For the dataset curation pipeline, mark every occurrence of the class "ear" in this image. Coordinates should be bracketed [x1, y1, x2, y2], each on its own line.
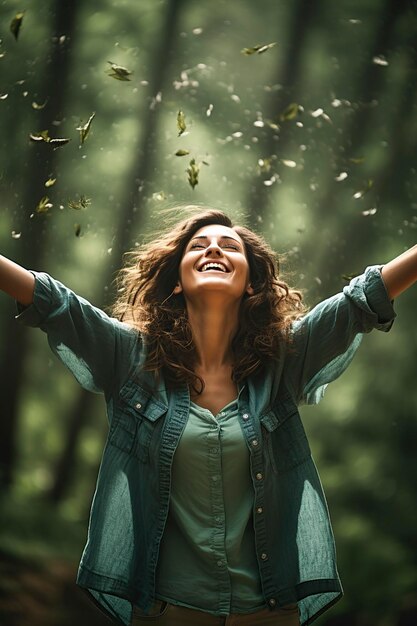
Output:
[246, 283, 254, 295]
[173, 282, 183, 295]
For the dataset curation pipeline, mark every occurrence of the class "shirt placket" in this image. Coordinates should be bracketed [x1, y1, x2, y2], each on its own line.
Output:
[238, 395, 278, 610]
[206, 410, 232, 613]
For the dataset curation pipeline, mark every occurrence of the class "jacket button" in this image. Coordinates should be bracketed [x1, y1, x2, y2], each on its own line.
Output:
[261, 552, 268, 560]
[256, 472, 263, 480]
[257, 507, 263, 514]
[251, 439, 258, 447]
[269, 598, 276, 607]
[242, 413, 249, 420]
[135, 402, 142, 410]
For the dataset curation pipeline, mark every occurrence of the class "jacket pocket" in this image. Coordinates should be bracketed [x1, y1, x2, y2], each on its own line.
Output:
[109, 381, 167, 462]
[260, 394, 311, 473]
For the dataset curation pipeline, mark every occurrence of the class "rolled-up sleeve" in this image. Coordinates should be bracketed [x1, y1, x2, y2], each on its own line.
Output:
[16, 272, 140, 397]
[284, 265, 396, 405]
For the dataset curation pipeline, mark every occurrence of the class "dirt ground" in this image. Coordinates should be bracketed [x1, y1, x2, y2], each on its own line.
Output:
[0, 550, 110, 626]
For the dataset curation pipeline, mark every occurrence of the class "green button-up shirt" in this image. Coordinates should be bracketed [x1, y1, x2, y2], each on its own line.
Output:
[156, 399, 265, 614]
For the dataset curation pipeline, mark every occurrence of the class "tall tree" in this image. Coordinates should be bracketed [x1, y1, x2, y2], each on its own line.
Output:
[244, 0, 321, 228]
[48, 0, 187, 503]
[0, 0, 81, 488]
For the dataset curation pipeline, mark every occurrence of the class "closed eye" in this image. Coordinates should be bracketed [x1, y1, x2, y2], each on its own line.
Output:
[189, 243, 205, 250]
[189, 242, 240, 251]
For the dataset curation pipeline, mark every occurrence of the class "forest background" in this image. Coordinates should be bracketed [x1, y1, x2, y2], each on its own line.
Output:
[0, 0, 416, 624]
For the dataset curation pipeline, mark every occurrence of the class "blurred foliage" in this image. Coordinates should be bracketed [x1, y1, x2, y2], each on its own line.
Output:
[1, 0, 417, 624]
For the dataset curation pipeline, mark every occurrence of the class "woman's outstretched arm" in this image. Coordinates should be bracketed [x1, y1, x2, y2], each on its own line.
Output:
[382, 244, 417, 299]
[0, 255, 35, 306]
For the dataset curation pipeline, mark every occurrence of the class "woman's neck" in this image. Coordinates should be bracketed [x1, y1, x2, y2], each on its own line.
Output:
[186, 302, 240, 371]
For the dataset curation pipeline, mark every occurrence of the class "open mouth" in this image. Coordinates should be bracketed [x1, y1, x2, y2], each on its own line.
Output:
[198, 262, 229, 273]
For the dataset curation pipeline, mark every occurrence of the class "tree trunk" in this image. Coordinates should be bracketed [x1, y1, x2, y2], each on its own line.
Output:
[47, 0, 186, 504]
[245, 0, 321, 228]
[0, 0, 80, 489]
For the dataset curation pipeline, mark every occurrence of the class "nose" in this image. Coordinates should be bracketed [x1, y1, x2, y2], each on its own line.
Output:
[204, 240, 223, 257]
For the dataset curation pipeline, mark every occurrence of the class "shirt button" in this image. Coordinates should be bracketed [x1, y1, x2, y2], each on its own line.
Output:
[269, 598, 276, 607]
[257, 507, 263, 514]
[251, 439, 259, 447]
[242, 413, 249, 420]
[135, 402, 142, 410]
[256, 472, 263, 480]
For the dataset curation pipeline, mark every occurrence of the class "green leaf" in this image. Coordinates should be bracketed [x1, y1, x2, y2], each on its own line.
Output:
[187, 158, 199, 190]
[68, 195, 91, 210]
[29, 130, 70, 147]
[44, 177, 56, 187]
[279, 103, 302, 122]
[31, 100, 48, 110]
[10, 12, 25, 41]
[175, 149, 190, 157]
[35, 196, 53, 214]
[353, 179, 373, 200]
[76, 112, 96, 145]
[106, 61, 133, 81]
[241, 42, 277, 55]
[177, 110, 186, 136]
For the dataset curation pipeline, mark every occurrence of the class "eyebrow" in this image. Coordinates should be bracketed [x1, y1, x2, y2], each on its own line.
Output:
[190, 235, 242, 244]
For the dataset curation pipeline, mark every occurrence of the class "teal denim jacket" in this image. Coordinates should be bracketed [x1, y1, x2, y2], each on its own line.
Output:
[17, 266, 395, 626]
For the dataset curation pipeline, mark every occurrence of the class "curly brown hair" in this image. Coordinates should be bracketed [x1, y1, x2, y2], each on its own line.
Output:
[111, 206, 306, 392]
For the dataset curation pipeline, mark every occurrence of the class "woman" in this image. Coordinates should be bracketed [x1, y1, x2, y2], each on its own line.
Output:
[0, 207, 415, 625]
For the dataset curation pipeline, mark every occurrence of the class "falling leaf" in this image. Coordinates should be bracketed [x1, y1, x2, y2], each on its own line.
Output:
[68, 195, 91, 210]
[335, 172, 348, 182]
[35, 196, 53, 214]
[373, 55, 388, 66]
[32, 99, 48, 110]
[353, 179, 373, 199]
[76, 112, 96, 145]
[311, 108, 324, 118]
[187, 158, 199, 189]
[0, 93, 8, 100]
[45, 177, 56, 187]
[263, 175, 277, 187]
[106, 61, 133, 81]
[175, 149, 190, 156]
[279, 103, 302, 122]
[10, 12, 25, 40]
[206, 104, 214, 117]
[177, 109, 186, 136]
[362, 207, 377, 216]
[11, 231, 21, 239]
[153, 191, 167, 201]
[257, 158, 271, 173]
[74, 223, 82, 237]
[349, 156, 365, 164]
[281, 159, 297, 168]
[29, 130, 70, 147]
[241, 42, 277, 55]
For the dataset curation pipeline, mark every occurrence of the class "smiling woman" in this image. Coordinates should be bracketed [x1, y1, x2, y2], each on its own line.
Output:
[1, 204, 412, 626]
[111, 208, 305, 400]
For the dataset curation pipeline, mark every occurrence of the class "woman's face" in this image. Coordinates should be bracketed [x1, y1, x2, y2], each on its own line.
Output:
[176, 224, 253, 302]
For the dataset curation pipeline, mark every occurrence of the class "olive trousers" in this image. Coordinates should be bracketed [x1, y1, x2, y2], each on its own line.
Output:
[131, 600, 300, 625]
